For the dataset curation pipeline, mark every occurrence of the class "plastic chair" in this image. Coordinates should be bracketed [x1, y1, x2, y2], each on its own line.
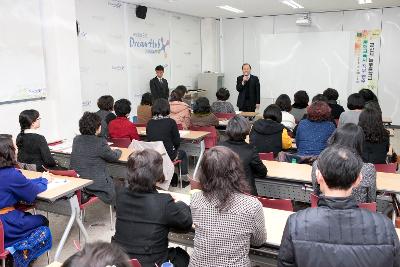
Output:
[310, 193, 319, 208]
[258, 152, 275, 161]
[189, 126, 217, 149]
[108, 138, 132, 148]
[48, 170, 114, 230]
[214, 113, 235, 120]
[130, 259, 142, 267]
[311, 193, 376, 212]
[257, 196, 294, 212]
[374, 163, 397, 173]
[0, 220, 10, 267]
[358, 202, 377, 212]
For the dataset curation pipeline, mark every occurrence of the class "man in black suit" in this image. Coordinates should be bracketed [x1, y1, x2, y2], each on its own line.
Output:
[149, 65, 169, 100]
[236, 63, 260, 112]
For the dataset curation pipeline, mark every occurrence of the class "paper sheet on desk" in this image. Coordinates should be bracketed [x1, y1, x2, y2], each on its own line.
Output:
[179, 130, 189, 137]
[47, 179, 70, 190]
[49, 141, 73, 152]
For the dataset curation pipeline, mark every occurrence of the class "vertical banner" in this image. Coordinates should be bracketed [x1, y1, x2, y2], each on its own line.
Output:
[353, 29, 381, 92]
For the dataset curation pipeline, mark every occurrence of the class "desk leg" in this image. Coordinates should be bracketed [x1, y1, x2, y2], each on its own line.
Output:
[193, 140, 205, 180]
[54, 195, 89, 261]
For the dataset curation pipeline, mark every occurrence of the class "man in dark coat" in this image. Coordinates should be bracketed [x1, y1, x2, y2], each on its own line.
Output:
[278, 145, 400, 267]
[236, 63, 260, 112]
[149, 65, 169, 100]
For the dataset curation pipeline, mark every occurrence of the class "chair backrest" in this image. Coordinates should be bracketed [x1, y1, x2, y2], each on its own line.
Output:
[189, 126, 217, 149]
[310, 193, 319, 208]
[358, 202, 377, 212]
[190, 179, 201, 190]
[133, 123, 147, 128]
[108, 138, 132, 148]
[311, 193, 376, 212]
[334, 119, 339, 126]
[130, 259, 142, 267]
[257, 196, 294, 212]
[374, 163, 397, 173]
[177, 124, 184, 130]
[259, 152, 275, 161]
[214, 112, 235, 120]
[0, 220, 5, 255]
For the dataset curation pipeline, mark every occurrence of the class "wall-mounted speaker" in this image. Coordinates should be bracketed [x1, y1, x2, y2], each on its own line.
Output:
[136, 5, 147, 19]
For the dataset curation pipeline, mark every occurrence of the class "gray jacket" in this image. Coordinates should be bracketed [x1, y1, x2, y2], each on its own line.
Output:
[70, 135, 122, 204]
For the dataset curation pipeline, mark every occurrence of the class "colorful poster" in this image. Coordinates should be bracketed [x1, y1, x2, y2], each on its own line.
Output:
[353, 29, 381, 92]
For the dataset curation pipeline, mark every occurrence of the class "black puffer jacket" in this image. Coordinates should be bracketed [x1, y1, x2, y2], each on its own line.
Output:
[249, 119, 284, 155]
[278, 196, 400, 267]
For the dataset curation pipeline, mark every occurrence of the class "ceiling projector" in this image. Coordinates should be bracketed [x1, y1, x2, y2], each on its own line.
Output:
[296, 14, 311, 26]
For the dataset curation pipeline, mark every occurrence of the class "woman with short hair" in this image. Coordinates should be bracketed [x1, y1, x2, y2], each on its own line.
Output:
[338, 93, 365, 127]
[113, 149, 192, 267]
[220, 115, 267, 195]
[296, 101, 336, 156]
[169, 90, 191, 129]
[311, 123, 376, 202]
[190, 146, 266, 267]
[211, 87, 235, 114]
[275, 94, 296, 131]
[137, 93, 153, 124]
[70, 112, 122, 204]
[290, 90, 309, 123]
[108, 98, 140, 141]
[190, 97, 219, 127]
[96, 95, 116, 137]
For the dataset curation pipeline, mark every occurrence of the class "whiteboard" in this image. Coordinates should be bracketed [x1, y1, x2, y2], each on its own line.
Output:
[0, 0, 46, 103]
[259, 31, 353, 105]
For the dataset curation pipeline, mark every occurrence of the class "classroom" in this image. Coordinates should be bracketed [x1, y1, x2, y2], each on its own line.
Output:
[1, 0, 400, 266]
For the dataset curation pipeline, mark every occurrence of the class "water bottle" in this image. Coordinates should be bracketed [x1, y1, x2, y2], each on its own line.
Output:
[291, 158, 297, 164]
[161, 262, 174, 267]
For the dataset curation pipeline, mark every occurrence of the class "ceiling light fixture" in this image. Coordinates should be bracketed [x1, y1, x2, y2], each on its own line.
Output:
[358, 0, 372, 4]
[216, 5, 244, 13]
[281, 0, 304, 9]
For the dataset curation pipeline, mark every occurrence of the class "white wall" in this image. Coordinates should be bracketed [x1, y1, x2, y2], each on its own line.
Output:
[0, 0, 82, 140]
[76, 0, 202, 113]
[204, 7, 400, 124]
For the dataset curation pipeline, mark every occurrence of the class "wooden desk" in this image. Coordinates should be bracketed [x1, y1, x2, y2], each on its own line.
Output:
[240, 111, 259, 117]
[383, 117, 392, 125]
[46, 262, 62, 267]
[117, 147, 134, 162]
[137, 127, 210, 141]
[22, 170, 92, 261]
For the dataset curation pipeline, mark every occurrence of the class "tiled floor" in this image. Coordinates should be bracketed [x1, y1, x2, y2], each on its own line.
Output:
[33, 129, 400, 266]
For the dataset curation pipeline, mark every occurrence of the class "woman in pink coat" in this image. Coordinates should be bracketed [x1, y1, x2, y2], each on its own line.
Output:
[169, 90, 191, 129]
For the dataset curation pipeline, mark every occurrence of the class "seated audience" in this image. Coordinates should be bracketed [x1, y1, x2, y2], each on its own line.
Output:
[296, 101, 335, 156]
[211, 87, 235, 114]
[108, 98, 140, 141]
[62, 242, 131, 267]
[290, 90, 309, 123]
[190, 146, 266, 266]
[323, 88, 345, 120]
[169, 90, 191, 129]
[16, 109, 57, 172]
[250, 104, 292, 155]
[70, 112, 122, 204]
[137, 93, 153, 124]
[220, 115, 267, 195]
[311, 123, 376, 203]
[175, 85, 188, 99]
[0, 134, 50, 249]
[359, 88, 378, 103]
[113, 149, 192, 267]
[279, 145, 400, 267]
[275, 94, 296, 131]
[96, 95, 116, 137]
[338, 93, 365, 127]
[359, 106, 390, 164]
[146, 99, 189, 186]
[190, 97, 219, 127]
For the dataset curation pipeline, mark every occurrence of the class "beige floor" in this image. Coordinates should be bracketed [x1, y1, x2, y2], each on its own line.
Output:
[33, 128, 400, 266]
